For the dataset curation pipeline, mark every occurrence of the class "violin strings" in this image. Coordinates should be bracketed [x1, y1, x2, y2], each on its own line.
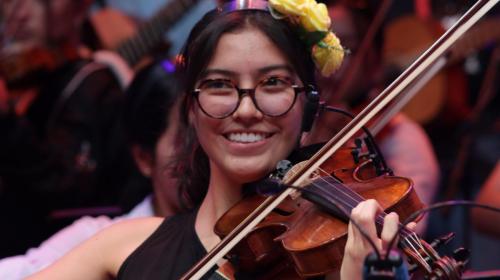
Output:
[399, 229, 435, 264]
[300, 171, 428, 265]
[401, 236, 432, 271]
[315, 168, 434, 264]
[290, 167, 420, 245]
[291, 171, 383, 258]
[406, 232, 424, 252]
[310, 169, 433, 266]
[290, 166, 432, 265]
[406, 232, 436, 264]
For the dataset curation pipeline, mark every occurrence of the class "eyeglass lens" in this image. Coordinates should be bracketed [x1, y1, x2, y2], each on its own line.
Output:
[196, 77, 297, 118]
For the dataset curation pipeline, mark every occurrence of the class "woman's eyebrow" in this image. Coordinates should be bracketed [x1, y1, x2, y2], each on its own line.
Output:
[199, 69, 237, 79]
[199, 65, 294, 80]
[257, 65, 294, 75]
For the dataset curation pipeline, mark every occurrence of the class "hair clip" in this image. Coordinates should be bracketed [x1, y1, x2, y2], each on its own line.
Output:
[217, 0, 269, 13]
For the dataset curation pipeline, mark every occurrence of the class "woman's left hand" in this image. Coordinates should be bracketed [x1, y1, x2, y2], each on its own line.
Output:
[340, 199, 400, 280]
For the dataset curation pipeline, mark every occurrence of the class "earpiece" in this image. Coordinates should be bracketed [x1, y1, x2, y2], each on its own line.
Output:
[301, 85, 320, 132]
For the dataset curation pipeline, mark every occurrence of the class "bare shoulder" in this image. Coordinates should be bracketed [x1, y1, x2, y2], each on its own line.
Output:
[101, 216, 164, 240]
[29, 217, 164, 280]
[99, 217, 165, 275]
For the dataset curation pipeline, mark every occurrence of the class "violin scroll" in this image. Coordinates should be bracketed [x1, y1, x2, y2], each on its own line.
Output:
[403, 232, 469, 280]
[428, 251, 468, 280]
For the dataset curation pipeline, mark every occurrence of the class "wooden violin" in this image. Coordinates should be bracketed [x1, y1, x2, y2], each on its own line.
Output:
[181, 0, 498, 279]
[213, 139, 431, 279]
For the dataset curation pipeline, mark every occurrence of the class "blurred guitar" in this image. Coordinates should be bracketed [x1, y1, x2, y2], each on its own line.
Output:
[90, 0, 202, 67]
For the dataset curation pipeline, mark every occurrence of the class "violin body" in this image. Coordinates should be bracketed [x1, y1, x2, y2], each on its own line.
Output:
[281, 174, 421, 277]
[214, 145, 423, 278]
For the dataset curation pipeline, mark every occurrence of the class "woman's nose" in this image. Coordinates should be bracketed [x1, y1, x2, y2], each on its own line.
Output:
[231, 94, 263, 122]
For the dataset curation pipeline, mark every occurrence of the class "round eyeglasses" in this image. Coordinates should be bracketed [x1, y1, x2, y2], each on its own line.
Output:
[192, 77, 306, 119]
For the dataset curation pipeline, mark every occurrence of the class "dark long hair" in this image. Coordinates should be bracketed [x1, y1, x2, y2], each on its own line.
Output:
[123, 60, 199, 210]
[124, 61, 179, 153]
[176, 8, 317, 207]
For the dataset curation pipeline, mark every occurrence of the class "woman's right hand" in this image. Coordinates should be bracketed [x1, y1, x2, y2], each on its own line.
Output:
[340, 199, 400, 280]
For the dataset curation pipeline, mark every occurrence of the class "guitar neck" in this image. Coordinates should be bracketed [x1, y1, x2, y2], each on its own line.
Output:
[116, 0, 201, 66]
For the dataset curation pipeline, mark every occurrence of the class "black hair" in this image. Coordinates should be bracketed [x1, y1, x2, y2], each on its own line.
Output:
[180, 9, 316, 99]
[123, 61, 179, 153]
[123, 60, 198, 210]
[175, 8, 317, 207]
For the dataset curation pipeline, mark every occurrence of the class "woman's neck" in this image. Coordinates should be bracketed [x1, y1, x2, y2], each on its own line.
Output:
[195, 165, 244, 251]
[152, 192, 177, 217]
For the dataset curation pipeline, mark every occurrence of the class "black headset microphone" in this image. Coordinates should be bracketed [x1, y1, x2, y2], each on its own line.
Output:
[301, 85, 320, 132]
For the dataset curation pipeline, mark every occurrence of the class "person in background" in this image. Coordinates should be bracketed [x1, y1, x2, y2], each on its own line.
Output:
[471, 161, 500, 238]
[0, 60, 192, 279]
[29, 1, 407, 279]
[0, 0, 131, 256]
[101, 0, 216, 56]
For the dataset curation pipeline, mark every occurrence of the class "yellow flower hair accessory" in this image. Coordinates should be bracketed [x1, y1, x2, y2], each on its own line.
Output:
[312, 32, 344, 77]
[300, 1, 330, 32]
[269, 0, 345, 76]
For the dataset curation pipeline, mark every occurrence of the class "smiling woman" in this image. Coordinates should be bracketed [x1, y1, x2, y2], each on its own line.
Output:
[29, 1, 402, 279]
[188, 28, 306, 187]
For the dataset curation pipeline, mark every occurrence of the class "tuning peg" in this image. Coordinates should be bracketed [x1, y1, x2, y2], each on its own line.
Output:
[430, 232, 455, 249]
[453, 247, 470, 264]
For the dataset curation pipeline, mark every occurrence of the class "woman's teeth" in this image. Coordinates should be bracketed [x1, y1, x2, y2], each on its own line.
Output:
[227, 132, 268, 143]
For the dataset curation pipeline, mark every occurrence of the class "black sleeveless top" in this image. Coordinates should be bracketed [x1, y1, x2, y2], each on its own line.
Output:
[117, 210, 217, 279]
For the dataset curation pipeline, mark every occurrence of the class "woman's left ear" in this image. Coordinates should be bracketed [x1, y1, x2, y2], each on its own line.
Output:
[131, 145, 153, 177]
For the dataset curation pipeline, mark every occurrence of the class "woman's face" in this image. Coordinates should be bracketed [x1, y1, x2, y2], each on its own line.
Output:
[189, 27, 305, 185]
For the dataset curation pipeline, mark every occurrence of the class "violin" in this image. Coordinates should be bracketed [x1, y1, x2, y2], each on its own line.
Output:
[181, 0, 498, 279]
[214, 140, 430, 279]
[213, 137, 470, 279]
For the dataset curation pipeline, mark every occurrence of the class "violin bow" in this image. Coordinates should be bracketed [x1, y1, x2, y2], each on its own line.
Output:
[181, 0, 499, 279]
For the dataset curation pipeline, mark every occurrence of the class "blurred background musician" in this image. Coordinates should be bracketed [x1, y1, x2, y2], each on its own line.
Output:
[0, 0, 133, 257]
[0, 0, 217, 261]
[0, 60, 192, 279]
[85, 0, 216, 69]
[471, 161, 500, 238]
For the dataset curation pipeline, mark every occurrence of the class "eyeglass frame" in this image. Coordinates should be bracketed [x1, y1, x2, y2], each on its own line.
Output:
[191, 77, 308, 119]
